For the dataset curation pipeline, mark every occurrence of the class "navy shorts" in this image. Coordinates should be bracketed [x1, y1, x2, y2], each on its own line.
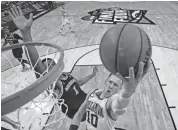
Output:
[12, 47, 23, 58]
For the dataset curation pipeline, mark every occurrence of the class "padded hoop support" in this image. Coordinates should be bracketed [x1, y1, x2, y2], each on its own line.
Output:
[1, 42, 64, 116]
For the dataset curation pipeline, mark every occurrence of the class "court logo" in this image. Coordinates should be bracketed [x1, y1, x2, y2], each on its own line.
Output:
[82, 7, 155, 25]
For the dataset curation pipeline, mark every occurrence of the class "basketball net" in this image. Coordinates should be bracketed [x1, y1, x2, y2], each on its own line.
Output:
[1, 42, 68, 130]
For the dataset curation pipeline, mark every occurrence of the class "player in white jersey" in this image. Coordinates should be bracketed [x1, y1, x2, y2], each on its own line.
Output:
[59, 5, 74, 35]
[86, 89, 117, 130]
[69, 61, 150, 130]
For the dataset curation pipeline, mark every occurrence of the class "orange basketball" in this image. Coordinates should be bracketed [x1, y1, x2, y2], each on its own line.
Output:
[99, 24, 152, 77]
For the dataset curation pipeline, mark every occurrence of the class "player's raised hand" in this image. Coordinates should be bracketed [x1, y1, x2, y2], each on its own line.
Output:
[9, 6, 33, 31]
[115, 61, 151, 93]
[92, 66, 98, 76]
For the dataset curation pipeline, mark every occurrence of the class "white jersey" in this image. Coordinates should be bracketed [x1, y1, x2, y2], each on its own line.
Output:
[86, 89, 116, 130]
[60, 8, 67, 17]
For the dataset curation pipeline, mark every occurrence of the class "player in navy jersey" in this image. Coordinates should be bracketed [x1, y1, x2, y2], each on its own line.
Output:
[42, 58, 98, 119]
[1, 26, 30, 72]
[9, 6, 98, 121]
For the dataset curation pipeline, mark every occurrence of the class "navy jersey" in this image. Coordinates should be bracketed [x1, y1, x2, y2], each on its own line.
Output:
[56, 72, 87, 118]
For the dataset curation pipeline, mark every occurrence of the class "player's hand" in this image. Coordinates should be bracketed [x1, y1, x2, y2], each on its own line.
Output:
[92, 66, 98, 76]
[9, 6, 33, 32]
[115, 61, 151, 93]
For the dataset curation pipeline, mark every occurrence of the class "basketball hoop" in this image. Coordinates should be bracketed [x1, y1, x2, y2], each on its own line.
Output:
[1, 42, 68, 130]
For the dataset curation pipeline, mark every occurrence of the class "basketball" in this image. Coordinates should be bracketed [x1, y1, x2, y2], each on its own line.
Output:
[99, 24, 152, 77]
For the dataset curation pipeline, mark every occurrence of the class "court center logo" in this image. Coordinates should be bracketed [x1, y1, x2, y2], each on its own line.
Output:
[82, 7, 155, 25]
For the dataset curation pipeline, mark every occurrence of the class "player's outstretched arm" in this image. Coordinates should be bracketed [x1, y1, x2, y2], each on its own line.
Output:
[69, 97, 88, 130]
[1, 116, 20, 129]
[77, 66, 98, 86]
[108, 61, 151, 120]
[9, 6, 46, 77]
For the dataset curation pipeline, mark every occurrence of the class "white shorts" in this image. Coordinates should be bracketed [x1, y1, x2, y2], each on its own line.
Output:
[62, 17, 70, 25]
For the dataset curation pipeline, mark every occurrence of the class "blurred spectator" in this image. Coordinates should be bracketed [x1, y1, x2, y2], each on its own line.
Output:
[47, 1, 54, 10]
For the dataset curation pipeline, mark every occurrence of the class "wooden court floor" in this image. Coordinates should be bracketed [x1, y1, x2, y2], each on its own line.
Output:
[1, 1, 178, 130]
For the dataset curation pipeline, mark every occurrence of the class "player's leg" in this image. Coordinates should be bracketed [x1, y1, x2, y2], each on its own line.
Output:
[68, 21, 72, 30]
[59, 25, 65, 35]
[69, 23, 75, 33]
[66, 18, 75, 33]
[59, 17, 66, 35]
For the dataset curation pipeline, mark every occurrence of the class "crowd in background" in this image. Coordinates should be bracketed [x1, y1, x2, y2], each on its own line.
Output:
[1, 1, 65, 36]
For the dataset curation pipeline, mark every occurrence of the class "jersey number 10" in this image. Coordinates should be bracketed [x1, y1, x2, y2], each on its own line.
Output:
[87, 110, 98, 128]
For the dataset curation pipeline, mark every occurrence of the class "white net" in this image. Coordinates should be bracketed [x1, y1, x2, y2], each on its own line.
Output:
[1, 43, 68, 130]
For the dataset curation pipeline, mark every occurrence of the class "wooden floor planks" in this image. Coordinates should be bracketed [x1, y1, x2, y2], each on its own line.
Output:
[1, 1, 178, 130]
